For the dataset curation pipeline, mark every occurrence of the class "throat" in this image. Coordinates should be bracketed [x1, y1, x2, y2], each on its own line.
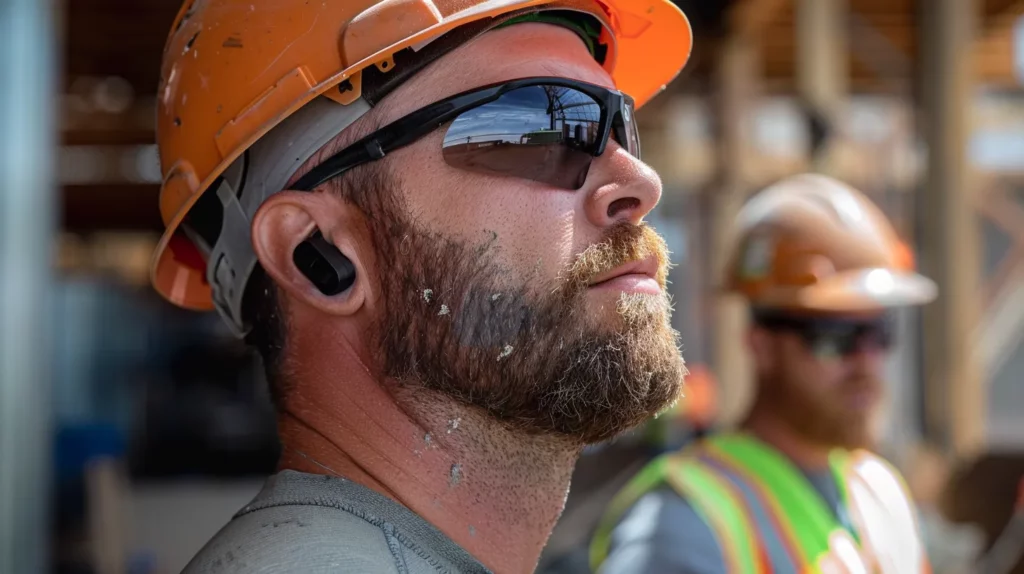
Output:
[741, 406, 835, 471]
[392, 385, 582, 570]
[278, 381, 580, 574]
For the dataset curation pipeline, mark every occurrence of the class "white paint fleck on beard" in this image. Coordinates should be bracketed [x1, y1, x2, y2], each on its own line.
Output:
[373, 217, 686, 445]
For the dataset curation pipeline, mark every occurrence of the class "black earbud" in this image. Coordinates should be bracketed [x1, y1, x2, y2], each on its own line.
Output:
[293, 230, 356, 296]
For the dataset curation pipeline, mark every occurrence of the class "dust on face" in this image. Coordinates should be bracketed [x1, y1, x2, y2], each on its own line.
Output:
[370, 192, 686, 444]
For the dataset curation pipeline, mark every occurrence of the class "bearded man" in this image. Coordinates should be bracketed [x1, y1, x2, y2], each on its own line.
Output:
[148, 1, 692, 572]
[592, 175, 936, 574]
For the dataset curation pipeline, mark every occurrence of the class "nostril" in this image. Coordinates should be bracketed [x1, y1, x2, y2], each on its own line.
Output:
[607, 197, 640, 219]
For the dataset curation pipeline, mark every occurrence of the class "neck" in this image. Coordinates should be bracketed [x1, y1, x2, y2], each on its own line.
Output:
[740, 401, 833, 471]
[276, 332, 579, 574]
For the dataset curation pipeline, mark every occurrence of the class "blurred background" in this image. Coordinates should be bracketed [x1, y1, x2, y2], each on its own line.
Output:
[2, 0, 1024, 573]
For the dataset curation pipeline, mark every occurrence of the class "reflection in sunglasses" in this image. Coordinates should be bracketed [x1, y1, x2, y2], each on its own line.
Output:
[292, 77, 638, 194]
[442, 84, 603, 189]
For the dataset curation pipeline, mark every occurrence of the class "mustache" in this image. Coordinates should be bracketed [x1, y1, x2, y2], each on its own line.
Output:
[562, 222, 671, 292]
[840, 375, 883, 394]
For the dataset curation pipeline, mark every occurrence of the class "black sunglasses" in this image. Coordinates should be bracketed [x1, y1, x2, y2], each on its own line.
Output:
[753, 311, 895, 359]
[292, 77, 640, 192]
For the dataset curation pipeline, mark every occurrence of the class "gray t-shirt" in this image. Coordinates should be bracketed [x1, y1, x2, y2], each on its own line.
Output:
[182, 470, 491, 574]
[600, 470, 845, 574]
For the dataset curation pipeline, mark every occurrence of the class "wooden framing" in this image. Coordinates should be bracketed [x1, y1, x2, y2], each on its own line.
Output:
[708, 33, 759, 427]
[917, 0, 987, 458]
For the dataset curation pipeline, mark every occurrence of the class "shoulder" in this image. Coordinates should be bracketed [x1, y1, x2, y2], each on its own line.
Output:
[601, 486, 724, 574]
[844, 450, 917, 513]
[182, 499, 399, 574]
[842, 450, 931, 573]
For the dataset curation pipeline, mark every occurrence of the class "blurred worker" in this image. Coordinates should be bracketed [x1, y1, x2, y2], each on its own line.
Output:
[150, 1, 692, 572]
[591, 174, 938, 573]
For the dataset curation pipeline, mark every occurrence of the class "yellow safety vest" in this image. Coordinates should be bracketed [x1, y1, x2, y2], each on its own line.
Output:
[590, 433, 930, 574]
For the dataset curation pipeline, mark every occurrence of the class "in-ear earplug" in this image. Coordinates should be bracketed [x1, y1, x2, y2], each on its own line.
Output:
[293, 230, 356, 296]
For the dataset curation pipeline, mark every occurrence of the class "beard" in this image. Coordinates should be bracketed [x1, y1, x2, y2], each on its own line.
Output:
[369, 203, 686, 445]
[768, 369, 881, 450]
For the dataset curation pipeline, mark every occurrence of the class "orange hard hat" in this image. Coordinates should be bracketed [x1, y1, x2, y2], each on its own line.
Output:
[149, 0, 693, 334]
[723, 174, 937, 312]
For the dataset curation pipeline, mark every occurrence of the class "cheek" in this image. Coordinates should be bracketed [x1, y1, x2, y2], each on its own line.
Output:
[779, 341, 838, 392]
[793, 360, 846, 398]
[394, 134, 581, 284]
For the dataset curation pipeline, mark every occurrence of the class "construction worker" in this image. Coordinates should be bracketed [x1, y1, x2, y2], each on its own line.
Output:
[150, 1, 692, 572]
[590, 174, 939, 574]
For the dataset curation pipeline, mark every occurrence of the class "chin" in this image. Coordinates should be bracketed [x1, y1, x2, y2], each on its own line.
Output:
[835, 423, 876, 451]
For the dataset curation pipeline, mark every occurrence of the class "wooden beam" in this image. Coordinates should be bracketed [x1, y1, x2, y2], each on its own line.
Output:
[729, 0, 791, 39]
[974, 259, 1024, 381]
[973, 0, 1024, 88]
[983, 0, 1024, 27]
[972, 181, 1024, 378]
[796, 0, 848, 173]
[917, 0, 986, 459]
[847, 9, 913, 92]
[709, 35, 758, 427]
[974, 184, 1024, 304]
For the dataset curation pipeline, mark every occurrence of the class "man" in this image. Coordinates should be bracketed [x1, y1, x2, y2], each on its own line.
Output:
[591, 174, 938, 573]
[149, 1, 692, 572]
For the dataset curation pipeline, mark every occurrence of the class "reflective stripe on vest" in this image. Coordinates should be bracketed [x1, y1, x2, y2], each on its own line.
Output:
[663, 455, 766, 574]
[590, 433, 872, 574]
[706, 434, 852, 567]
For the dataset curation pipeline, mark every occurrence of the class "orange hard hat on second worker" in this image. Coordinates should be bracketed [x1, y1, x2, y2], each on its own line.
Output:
[723, 174, 937, 313]
[149, 0, 694, 335]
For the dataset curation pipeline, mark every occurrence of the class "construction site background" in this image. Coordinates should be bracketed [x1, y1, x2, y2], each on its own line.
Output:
[2, 1, 1024, 573]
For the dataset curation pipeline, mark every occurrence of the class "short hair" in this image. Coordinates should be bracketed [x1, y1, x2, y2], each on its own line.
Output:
[243, 108, 392, 406]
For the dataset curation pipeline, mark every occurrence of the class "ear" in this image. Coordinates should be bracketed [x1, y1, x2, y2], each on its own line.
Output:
[251, 190, 369, 317]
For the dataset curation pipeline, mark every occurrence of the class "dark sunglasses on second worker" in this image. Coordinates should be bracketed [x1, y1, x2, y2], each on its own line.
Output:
[752, 310, 895, 359]
[293, 77, 639, 192]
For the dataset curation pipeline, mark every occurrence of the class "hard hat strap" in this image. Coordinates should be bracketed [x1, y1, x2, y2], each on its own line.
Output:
[183, 97, 373, 335]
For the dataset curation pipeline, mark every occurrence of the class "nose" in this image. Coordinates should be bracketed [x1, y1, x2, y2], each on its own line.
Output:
[582, 141, 662, 228]
[847, 344, 886, 376]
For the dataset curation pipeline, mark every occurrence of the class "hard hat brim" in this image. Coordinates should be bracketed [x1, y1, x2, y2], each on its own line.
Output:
[749, 268, 939, 313]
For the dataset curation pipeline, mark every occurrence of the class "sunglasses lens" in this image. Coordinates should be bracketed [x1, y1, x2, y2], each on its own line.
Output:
[755, 312, 895, 359]
[442, 85, 602, 189]
[803, 320, 894, 359]
[804, 331, 853, 359]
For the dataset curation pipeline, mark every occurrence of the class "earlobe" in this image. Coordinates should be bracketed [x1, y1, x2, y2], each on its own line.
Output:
[250, 191, 367, 317]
